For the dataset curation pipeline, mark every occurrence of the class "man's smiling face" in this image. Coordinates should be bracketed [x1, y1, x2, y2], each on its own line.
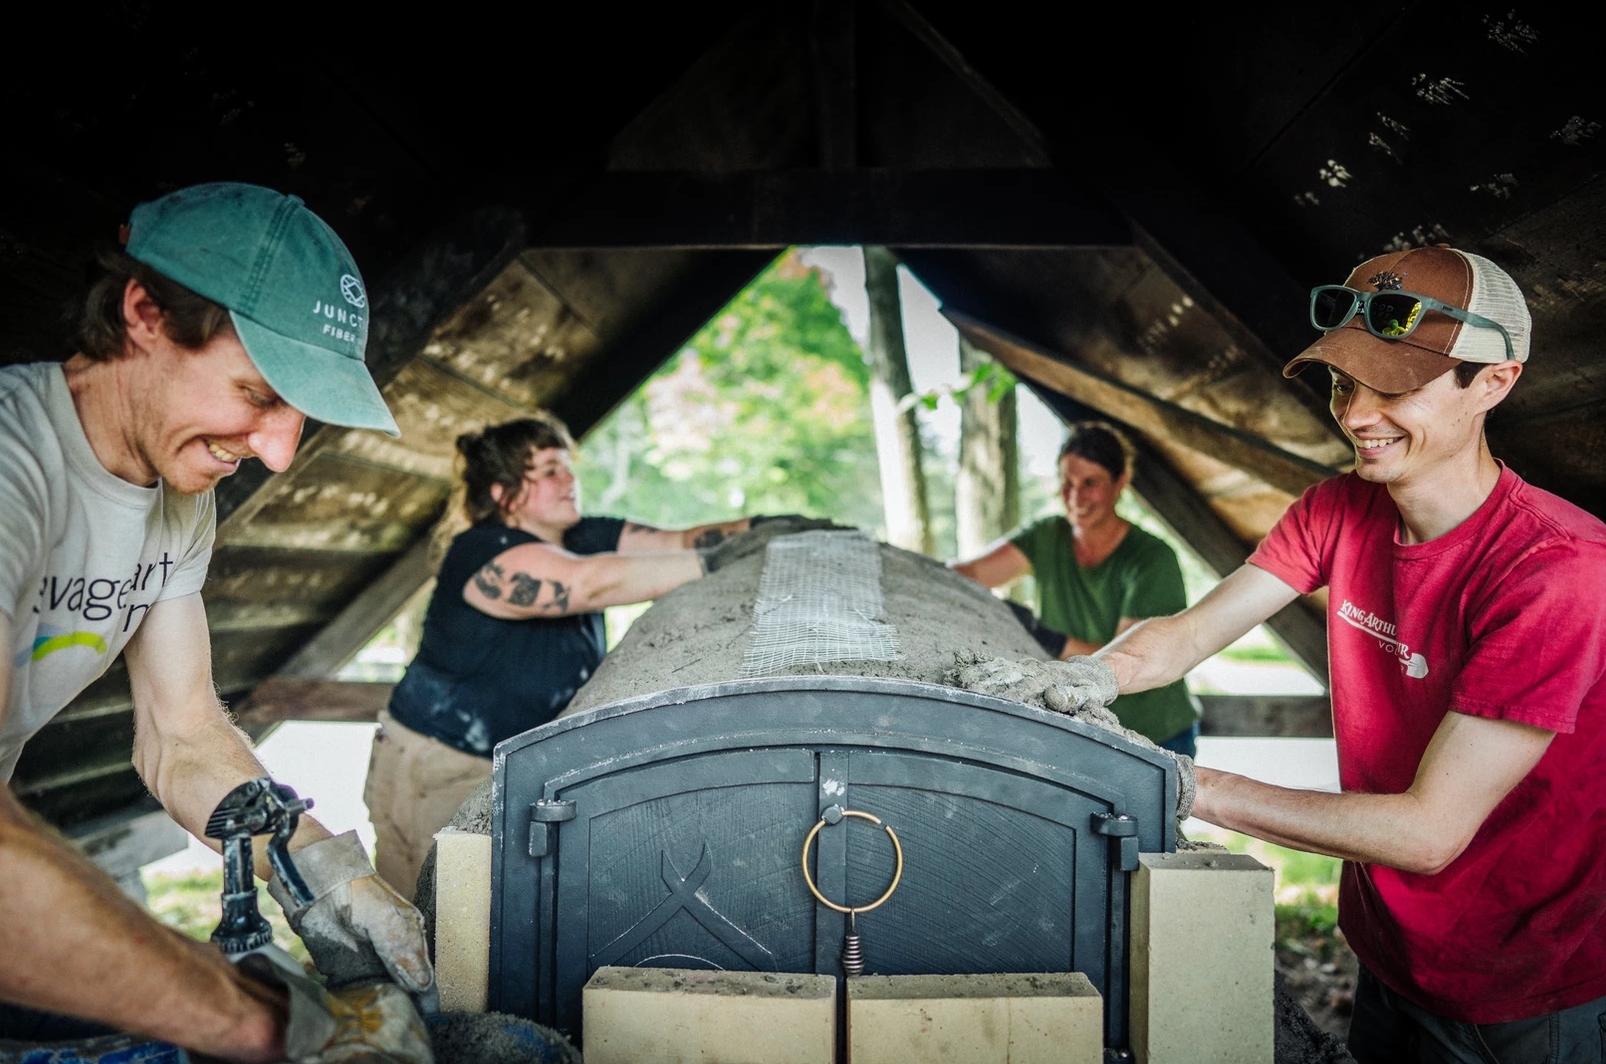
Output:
[125, 319, 305, 494]
[1329, 367, 1486, 488]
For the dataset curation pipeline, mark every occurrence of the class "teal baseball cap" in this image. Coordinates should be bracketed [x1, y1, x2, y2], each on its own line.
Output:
[125, 182, 400, 437]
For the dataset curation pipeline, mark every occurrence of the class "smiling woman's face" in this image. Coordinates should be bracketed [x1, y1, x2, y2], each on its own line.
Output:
[1059, 453, 1125, 534]
[499, 446, 582, 532]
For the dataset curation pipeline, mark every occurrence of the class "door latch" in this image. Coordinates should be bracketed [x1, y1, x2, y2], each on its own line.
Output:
[1091, 811, 1140, 872]
[529, 799, 577, 858]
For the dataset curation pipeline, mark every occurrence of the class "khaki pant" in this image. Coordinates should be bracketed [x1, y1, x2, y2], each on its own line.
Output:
[363, 708, 491, 902]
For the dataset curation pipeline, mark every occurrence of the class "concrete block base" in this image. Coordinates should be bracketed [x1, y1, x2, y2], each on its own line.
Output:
[1130, 851, 1274, 1064]
[584, 966, 837, 1064]
[433, 827, 492, 1012]
[846, 972, 1102, 1064]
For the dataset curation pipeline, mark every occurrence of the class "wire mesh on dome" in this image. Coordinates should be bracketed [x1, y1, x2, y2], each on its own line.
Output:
[739, 530, 900, 678]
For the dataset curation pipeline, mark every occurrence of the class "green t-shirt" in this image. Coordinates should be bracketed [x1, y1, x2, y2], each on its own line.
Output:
[1010, 516, 1199, 744]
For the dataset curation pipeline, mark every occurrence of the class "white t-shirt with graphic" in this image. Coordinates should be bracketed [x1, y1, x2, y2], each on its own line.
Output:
[0, 362, 214, 782]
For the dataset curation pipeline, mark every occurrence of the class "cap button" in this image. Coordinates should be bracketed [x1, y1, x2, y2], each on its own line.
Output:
[287, 194, 305, 207]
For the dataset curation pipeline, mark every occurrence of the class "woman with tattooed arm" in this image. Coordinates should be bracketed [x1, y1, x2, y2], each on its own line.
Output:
[362, 415, 760, 898]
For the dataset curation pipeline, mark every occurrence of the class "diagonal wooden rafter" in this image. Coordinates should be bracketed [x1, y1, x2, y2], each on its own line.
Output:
[879, 0, 1341, 432]
[947, 310, 1340, 497]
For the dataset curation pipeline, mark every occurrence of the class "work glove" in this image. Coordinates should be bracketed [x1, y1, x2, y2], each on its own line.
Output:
[748, 514, 836, 531]
[948, 653, 1119, 715]
[1040, 656, 1121, 714]
[267, 831, 434, 995]
[236, 952, 433, 1064]
[1004, 600, 1070, 659]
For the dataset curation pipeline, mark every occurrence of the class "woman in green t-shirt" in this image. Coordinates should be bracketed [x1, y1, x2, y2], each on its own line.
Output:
[951, 422, 1201, 755]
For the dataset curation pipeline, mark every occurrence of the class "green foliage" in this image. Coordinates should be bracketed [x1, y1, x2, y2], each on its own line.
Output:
[1202, 828, 1342, 887]
[1276, 894, 1347, 966]
[574, 251, 884, 532]
[1218, 641, 1295, 663]
[899, 359, 1021, 414]
[142, 868, 314, 971]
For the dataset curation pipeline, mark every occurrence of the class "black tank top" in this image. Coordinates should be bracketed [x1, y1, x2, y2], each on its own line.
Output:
[387, 517, 625, 756]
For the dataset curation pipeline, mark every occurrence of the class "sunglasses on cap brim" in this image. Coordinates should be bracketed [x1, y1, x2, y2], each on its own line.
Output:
[1309, 286, 1515, 362]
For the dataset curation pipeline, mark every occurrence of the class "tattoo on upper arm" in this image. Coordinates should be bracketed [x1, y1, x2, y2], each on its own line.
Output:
[474, 562, 505, 599]
[547, 581, 571, 612]
[694, 528, 727, 549]
[509, 572, 542, 607]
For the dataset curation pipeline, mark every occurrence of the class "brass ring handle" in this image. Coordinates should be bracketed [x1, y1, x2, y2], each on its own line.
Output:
[800, 809, 904, 914]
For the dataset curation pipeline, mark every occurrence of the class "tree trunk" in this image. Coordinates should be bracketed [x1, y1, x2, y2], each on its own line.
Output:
[861, 246, 933, 555]
[955, 335, 1019, 557]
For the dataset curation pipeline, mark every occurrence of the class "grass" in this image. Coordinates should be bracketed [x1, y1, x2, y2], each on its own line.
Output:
[1215, 642, 1294, 664]
[142, 868, 314, 972]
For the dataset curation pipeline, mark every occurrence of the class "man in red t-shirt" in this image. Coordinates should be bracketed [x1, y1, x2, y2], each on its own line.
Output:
[1095, 245, 1606, 1060]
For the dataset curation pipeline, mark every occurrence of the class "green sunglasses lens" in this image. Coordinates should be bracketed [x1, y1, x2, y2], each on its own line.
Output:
[1366, 293, 1425, 338]
[1312, 288, 1358, 329]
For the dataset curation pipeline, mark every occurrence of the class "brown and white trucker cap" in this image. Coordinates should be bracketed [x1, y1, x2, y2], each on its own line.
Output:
[1283, 246, 1532, 394]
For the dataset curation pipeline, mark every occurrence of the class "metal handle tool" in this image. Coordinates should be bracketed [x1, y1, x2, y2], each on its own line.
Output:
[204, 776, 314, 957]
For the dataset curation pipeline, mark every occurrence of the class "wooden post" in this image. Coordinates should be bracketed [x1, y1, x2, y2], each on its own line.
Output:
[956, 335, 1019, 557]
[863, 245, 934, 555]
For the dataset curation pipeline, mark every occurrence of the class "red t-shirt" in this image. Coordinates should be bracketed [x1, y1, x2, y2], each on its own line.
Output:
[1249, 465, 1606, 1023]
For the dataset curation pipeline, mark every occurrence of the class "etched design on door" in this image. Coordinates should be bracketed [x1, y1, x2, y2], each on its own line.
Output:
[591, 844, 777, 971]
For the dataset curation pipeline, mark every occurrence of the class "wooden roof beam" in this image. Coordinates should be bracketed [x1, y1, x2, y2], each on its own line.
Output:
[948, 311, 1340, 497]
[878, 0, 1340, 431]
[527, 170, 1131, 249]
[809, 0, 858, 170]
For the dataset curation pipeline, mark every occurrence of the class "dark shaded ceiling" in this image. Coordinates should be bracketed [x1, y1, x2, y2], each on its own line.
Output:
[4, 1, 1602, 828]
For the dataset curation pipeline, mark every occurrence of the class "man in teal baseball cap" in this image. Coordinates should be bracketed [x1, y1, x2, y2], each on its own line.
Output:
[0, 183, 433, 1062]
[124, 182, 400, 440]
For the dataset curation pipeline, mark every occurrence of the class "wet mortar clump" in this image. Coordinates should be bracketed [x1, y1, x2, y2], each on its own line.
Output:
[427, 1011, 581, 1064]
[1275, 972, 1356, 1063]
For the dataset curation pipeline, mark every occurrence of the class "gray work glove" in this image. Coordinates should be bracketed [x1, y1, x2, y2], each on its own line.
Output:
[749, 514, 834, 529]
[268, 831, 434, 994]
[1041, 656, 1121, 714]
[236, 952, 433, 1064]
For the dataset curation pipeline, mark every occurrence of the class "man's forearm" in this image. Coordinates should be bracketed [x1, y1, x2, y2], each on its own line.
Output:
[0, 787, 284, 1060]
[1194, 768, 1453, 875]
[1097, 613, 1206, 693]
[1097, 564, 1301, 694]
[134, 706, 332, 880]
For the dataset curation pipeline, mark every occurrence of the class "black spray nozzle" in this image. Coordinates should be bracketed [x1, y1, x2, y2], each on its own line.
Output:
[206, 777, 316, 955]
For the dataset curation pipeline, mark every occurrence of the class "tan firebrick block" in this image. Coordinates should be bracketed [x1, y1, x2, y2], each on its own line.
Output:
[1129, 851, 1274, 1064]
[846, 972, 1102, 1064]
[584, 966, 837, 1064]
[433, 827, 492, 1012]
